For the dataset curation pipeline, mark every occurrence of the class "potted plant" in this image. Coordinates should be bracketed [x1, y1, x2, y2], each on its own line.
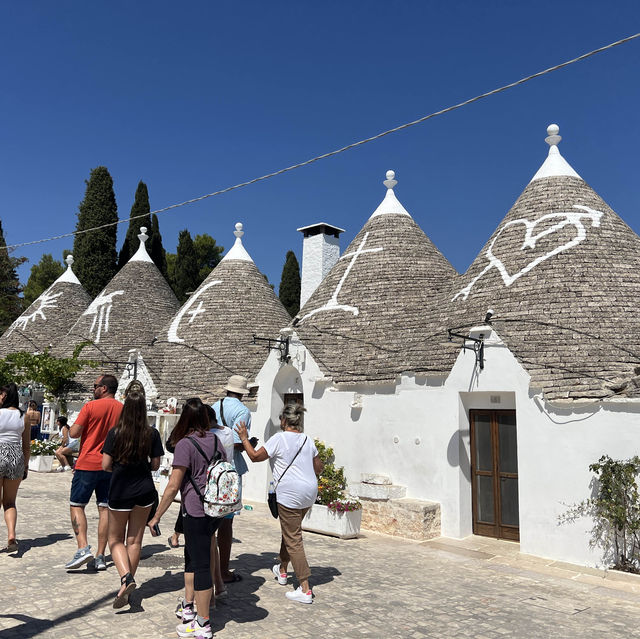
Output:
[302, 439, 362, 539]
[28, 438, 59, 473]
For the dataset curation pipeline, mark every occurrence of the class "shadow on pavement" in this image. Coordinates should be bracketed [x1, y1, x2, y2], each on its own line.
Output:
[0, 590, 114, 639]
[8, 533, 72, 559]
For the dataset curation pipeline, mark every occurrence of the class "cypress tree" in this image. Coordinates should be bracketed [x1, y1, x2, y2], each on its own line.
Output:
[23, 254, 64, 306]
[150, 214, 168, 277]
[193, 233, 223, 283]
[72, 167, 118, 297]
[118, 181, 151, 268]
[0, 220, 26, 332]
[279, 250, 301, 316]
[172, 230, 200, 303]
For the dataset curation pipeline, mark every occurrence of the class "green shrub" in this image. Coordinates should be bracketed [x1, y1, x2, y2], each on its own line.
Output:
[314, 439, 361, 512]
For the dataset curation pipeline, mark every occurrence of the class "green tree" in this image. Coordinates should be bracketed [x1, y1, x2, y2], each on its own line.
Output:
[172, 230, 200, 303]
[193, 234, 224, 283]
[0, 220, 26, 333]
[150, 214, 168, 277]
[118, 181, 151, 268]
[165, 251, 176, 290]
[0, 343, 95, 410]
[278, 250, 301, 316]
[23, 254, 64, 306]
[72, 167, 118, 297]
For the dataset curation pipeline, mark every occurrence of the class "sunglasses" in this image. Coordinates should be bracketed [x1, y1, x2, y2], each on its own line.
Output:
[93, 383, 105, 389]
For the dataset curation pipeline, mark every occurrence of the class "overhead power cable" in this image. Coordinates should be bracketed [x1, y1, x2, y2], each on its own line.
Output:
[3, 31, 639, 252]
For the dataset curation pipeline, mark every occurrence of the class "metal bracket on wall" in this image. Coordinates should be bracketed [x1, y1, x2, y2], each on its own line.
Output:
[252, 334, 290, 363]
[447, 329, 485, 370]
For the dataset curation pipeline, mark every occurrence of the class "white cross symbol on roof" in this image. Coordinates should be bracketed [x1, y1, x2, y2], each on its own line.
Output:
[298, 231, 383, 323]
[187, 301, 206, 324]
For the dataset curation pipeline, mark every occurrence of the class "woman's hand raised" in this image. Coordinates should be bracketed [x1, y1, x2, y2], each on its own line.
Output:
[235, 422, 248, 442]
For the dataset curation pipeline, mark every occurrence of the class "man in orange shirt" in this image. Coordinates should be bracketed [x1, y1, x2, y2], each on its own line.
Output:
[65, 374, 123, 570]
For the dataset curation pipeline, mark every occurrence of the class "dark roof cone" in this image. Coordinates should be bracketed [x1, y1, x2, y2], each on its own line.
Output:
[293, 170, 457, 383]
[447, 124, 640, 400]
[54, 227, 180, 396]
[154, 222, 291, 403]
[0, 255, 92, 356]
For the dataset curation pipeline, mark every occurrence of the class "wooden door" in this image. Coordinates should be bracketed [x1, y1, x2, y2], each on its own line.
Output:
[470, 410, 519, 541]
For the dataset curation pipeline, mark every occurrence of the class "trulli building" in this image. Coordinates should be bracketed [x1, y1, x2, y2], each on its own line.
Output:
[248, 126, 640, 569]
[153, 223, 291, 405]
[0, 255, 91, 357]
[54, 227, 180, 406]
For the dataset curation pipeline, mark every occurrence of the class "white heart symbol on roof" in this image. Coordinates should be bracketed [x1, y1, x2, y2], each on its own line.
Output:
[453, 205, 604, 301]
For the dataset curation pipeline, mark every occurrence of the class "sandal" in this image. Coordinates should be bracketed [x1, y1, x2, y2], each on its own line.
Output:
[167, 535, 180, 549]
[222, 572, 243, 583]
[113, 573, 136, 609]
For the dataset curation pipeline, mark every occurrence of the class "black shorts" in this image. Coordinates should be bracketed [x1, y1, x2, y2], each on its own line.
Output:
[108, 489, 157, 512]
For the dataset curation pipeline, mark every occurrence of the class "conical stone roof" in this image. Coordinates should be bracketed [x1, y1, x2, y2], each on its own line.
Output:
[446, 125, 640, 400]
[293, 171, 457, 383]
[154, 223, 291, 403]
[0, 255, 91, 357]
[54, 228, 180, 394]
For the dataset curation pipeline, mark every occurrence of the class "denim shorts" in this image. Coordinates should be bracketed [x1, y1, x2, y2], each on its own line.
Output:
[70, 470, 111, 507]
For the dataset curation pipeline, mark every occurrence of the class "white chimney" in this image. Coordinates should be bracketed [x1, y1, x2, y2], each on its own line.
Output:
[297, 222, 345, 308]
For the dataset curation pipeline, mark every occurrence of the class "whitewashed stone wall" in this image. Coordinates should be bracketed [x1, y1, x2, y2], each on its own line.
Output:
[245, 330, 640, 569]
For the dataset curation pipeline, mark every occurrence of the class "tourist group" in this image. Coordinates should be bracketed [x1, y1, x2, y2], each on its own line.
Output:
[0, 373, 323, 639]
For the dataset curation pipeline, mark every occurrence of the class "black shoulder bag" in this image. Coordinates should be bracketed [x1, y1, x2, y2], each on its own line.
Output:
[268, 436, 307, 519]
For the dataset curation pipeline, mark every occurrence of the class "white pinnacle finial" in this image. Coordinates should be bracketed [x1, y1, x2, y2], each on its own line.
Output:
[221, 222, 252, 262]
[530, 123, 580, 183]
[54, 253, 81, 284]
[545, 123, 561, 147]
[383, 170, 397, 189]
[129, 226, 153, 263]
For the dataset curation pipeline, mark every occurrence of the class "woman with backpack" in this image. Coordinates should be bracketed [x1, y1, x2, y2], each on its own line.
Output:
[236, 402, 323, 604]
[148, 398, 227, 639]
[101, 390, 164, 608]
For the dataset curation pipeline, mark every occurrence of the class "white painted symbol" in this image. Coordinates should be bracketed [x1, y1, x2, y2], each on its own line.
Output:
[83, 290, 125, 343]
[453, 205, 604, 301]
[6, 289, 63, 336]
[187, 301, 206, 324]
[167, 280, 222, 343]
[298, 232, 383, 323]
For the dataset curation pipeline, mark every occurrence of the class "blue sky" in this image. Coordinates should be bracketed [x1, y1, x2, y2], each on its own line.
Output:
[2, 1, 639, 291]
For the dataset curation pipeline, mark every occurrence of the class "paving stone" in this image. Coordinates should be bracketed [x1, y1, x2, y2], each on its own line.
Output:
[2, 472, 640, 638]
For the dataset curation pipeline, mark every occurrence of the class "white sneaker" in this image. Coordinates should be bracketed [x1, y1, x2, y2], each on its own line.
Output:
[176, 619, 212, 638]
[56, 466, 65, 472]
[64, 466, 73, 471]
[272, 563, 288, 585]
[285, 586, 313, 604]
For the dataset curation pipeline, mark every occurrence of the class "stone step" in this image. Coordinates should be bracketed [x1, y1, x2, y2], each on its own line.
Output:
[360, 497, 441, 541]
[360, 473, 392, 485]
[353, 482, 407, 500]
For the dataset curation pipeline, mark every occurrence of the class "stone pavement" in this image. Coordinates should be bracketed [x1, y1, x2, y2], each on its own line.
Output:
[2, 472, 640, 638]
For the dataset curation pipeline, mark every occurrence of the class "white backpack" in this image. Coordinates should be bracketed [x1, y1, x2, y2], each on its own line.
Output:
[186, 437, 242, 517]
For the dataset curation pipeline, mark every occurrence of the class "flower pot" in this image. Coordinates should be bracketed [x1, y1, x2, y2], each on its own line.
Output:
[28, 455, 54, 473]
[302, 503, 362, 539]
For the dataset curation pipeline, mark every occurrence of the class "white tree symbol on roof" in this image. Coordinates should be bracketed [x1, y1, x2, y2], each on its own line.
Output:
[453, 205, 604, 301]
[83, 290, 124, 343]
[6, 289, 64, 336]
[298, 231, 383, 323]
